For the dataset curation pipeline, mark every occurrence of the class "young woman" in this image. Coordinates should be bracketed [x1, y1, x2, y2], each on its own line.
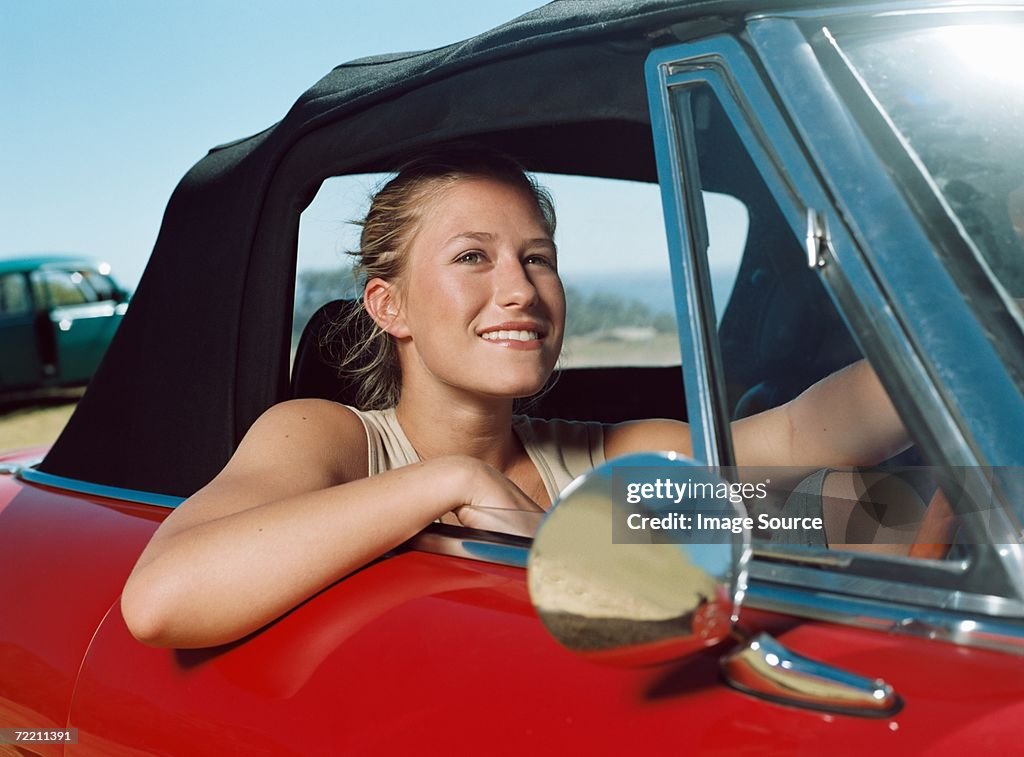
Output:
[121, 149, 908, 648]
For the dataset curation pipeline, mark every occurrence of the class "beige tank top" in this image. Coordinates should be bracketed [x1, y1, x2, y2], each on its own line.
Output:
[344, 405, 605, 504]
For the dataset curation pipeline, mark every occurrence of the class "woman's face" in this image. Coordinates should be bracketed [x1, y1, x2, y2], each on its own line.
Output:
[393, 175, 565, 400]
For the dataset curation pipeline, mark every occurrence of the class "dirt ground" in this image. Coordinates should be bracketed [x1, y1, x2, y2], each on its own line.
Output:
[0, 391, 82, 452]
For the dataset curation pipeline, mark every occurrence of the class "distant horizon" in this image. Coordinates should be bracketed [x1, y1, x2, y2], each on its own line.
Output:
[293, 265, 738, 323]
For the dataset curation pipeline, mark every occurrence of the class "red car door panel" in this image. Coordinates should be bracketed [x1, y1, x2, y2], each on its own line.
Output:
[67, 543, 1024, 755]
[0, 477, 161, 757]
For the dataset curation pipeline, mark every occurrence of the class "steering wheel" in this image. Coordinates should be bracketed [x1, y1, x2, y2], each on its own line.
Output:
[908, 487, 956, 560]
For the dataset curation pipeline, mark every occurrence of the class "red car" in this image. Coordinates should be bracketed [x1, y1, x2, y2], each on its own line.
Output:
[4, 1, 1024, 754]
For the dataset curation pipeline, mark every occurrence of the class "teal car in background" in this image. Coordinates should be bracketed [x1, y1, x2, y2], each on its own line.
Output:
[0, 254, 128, 393]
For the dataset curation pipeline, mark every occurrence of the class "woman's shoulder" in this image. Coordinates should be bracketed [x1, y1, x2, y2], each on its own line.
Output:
[240, 399, 369, 482]
[253, 398, 365, 437]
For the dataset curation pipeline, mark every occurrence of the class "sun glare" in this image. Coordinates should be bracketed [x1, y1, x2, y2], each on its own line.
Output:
[938, 24, 1024, 88]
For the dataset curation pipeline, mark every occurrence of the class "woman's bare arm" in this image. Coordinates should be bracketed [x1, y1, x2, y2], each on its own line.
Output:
[121, 399, 536, 649]
[770, 359, 909, 467]
[605, 359, 908, 470]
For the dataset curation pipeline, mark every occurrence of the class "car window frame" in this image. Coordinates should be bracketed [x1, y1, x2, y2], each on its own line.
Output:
[645, 22, 1024, 636]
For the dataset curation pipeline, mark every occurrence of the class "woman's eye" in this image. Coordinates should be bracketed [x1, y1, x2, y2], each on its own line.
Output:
[526, 254, 555, 269]
[456, 251, 485, 264]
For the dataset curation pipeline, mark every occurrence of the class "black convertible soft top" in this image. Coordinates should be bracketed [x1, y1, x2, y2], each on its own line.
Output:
[41, 0, 808, 496]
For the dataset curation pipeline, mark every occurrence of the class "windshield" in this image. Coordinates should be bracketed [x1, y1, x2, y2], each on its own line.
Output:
[835, 20, 1024, 300]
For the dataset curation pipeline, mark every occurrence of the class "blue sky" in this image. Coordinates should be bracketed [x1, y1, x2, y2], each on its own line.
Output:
[1, 1, 545, 287]
[2, 0, 746, 298]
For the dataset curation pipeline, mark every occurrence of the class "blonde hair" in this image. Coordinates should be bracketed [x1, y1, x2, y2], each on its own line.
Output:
[325, 146, 556, 410]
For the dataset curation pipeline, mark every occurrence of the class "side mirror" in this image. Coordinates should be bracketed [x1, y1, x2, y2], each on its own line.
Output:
[527, 451, 749, 665]
[528, 452, 901, 716]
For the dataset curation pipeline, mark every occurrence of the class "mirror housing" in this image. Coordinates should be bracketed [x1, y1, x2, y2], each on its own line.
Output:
[528, 452, 750, 666]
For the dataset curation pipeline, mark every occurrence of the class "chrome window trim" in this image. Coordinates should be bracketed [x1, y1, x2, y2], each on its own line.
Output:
[749, 553, 1024, 617]
[14, 466, 532, 570]
[644, 32, 1024, 607]
[49, 302, 120, 321]
[407, 524, 530, 568]
[745, 580, 1024, 656]
[753, 543, 971, 576]
[750, 1, 1024, 23]
[645, 53, 735, 468]
[17, 466, 186, 508]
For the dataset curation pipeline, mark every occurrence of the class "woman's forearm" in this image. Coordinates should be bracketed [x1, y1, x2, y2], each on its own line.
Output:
[784, 359, 910, 468]
[121, 458, 472, 649]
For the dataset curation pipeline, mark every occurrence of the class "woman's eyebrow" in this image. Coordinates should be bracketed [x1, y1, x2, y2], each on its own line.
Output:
[443, 231, 554, 250]
[444, 231, 496, 245]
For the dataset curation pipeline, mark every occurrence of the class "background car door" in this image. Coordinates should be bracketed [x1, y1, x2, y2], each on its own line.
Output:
[30, 268, 121, 385]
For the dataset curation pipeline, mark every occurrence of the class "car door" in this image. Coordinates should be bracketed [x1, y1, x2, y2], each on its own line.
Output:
[30, 267, 121, 385]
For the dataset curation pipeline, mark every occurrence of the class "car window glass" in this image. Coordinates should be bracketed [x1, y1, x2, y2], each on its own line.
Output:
[82, 269, 117, 301]
[294, 173, 748, 370]
[0, 273, 30, 316]
[32, 269, 95, 306]
[835, 22, 1024, 313]
[670, 83, 948, 564]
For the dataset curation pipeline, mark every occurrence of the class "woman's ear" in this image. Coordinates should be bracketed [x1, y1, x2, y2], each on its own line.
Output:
[364, 277, 410, 338]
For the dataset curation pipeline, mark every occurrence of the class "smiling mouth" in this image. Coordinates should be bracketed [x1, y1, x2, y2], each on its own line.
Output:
[480, 329, 540, 342]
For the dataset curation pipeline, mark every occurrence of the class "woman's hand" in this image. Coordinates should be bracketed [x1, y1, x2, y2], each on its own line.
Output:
[444, 456, 545, 536]
[453, 506, 544, 537]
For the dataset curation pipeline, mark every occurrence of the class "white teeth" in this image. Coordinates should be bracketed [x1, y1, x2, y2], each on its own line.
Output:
[481, 330, 539, 342]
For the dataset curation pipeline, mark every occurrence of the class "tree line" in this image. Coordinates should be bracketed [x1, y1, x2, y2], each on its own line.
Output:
[293, 267, 675, 339]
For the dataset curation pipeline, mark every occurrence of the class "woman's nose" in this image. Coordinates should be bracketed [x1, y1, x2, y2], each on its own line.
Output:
[494, 258, 538, 308]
